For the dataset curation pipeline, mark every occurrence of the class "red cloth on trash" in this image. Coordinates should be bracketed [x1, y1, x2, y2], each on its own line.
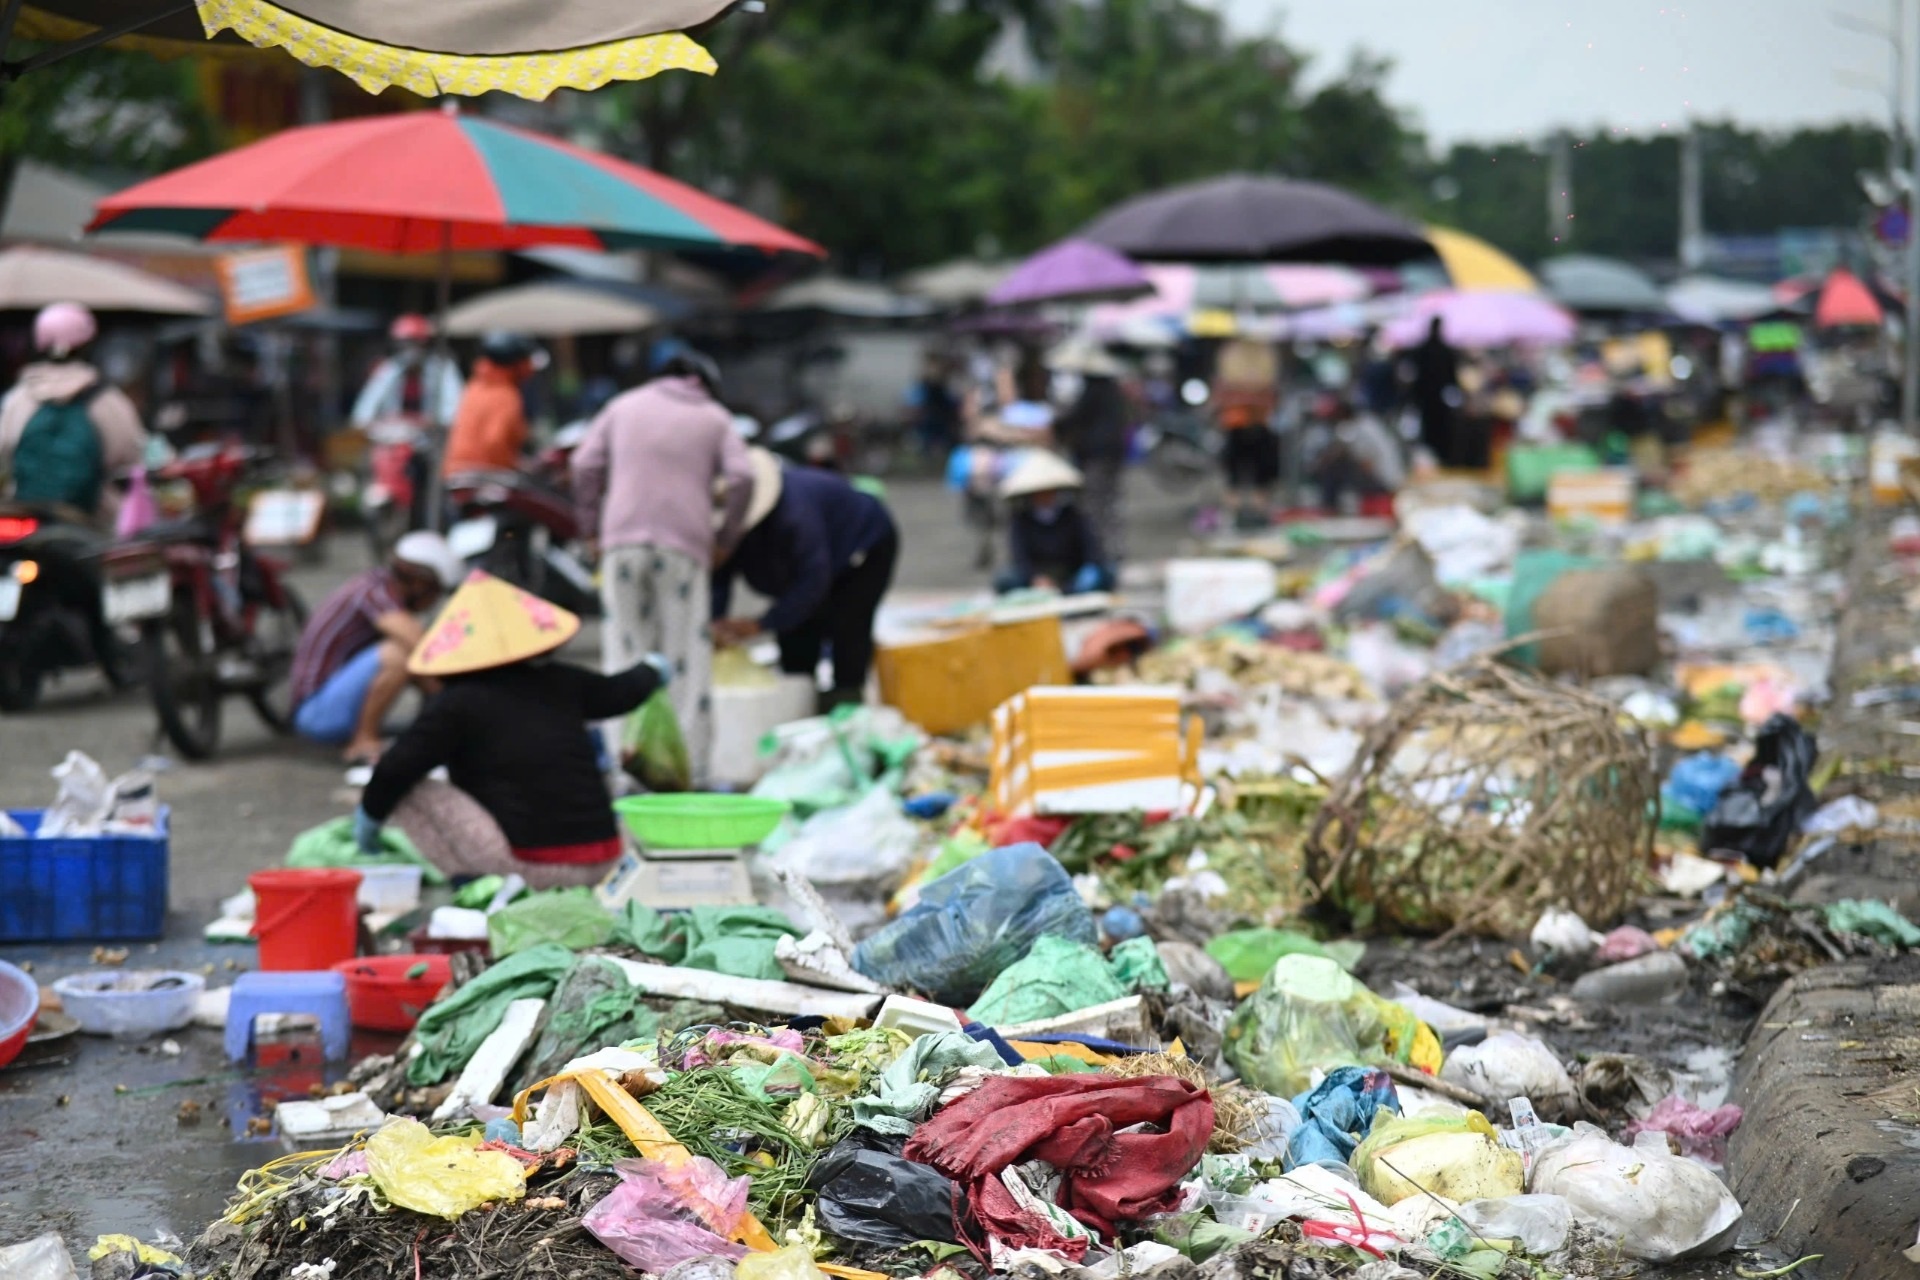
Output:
[903, 1073, 1213, 1260]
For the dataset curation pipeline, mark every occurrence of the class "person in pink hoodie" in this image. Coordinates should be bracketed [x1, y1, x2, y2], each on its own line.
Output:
[572, 345, 753, 784]
[0, 303, 147, 524]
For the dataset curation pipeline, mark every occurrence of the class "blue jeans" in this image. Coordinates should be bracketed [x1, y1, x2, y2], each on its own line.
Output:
[293, 644, 384, 744]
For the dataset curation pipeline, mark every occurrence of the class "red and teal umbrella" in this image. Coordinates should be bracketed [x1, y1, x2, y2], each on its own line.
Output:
[91, 109, 822, 259]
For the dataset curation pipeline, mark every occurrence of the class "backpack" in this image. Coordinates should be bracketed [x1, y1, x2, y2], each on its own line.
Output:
[11, 382, 106, 513]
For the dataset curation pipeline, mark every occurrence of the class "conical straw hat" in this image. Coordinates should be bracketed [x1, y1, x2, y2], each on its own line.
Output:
[408, 571, 580, 677]
[1000, 450, 1085, 499]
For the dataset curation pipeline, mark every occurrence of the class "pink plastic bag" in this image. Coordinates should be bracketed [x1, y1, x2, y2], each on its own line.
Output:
[1623, 1095, 1743, 1165]
[1595, 926, 1658, 963]
[582, 1155, 752, 1273]
[115, 467, 157, 539]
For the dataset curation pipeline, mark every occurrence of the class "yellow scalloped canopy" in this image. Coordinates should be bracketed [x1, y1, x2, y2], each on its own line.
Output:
[195, 0, 716, 99]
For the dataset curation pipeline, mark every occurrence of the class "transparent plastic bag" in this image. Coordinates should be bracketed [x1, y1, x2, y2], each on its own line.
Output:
[582, 1156, 751, 1272]
[1223, 955, 1439, 1097]
[1441, 1032, 1579, 1123]
[1529, 1124, 1742, 1261]
[850, 843, 1095, 1005]
[364, 1119, 525, 1217]
[1456, 1195, 1574, 1255]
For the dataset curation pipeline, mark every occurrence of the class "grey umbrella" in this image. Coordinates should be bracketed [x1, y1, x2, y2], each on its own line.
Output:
[1539, 255, 1668, 314]
[1076, 173, 1433, 266]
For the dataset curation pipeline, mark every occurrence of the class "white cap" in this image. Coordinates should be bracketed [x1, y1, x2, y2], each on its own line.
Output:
[393, 530, 464, 590]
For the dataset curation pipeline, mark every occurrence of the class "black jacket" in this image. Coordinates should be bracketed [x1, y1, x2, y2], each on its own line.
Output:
[1008, 502, 1103, 585]
[361, 658, 661, 850]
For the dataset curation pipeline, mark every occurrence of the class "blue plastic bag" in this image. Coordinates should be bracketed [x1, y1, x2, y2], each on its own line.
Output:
[1661, 753, 1741, 827]
[851, 843, 1096, 1005]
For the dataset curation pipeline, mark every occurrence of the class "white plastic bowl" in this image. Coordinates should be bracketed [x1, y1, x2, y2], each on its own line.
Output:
[52, 969, 204, 1039]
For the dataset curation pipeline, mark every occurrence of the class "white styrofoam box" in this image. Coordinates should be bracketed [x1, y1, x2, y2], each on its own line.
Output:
[710, 675, 818, 787]
[355, 864, 423, 913]
[1164, 558, 1280, 635]
[873, 994, 966, 1038]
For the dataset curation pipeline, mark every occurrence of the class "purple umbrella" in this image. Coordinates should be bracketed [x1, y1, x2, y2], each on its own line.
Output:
[987, 238, 1152, 307]
[1383, 290, 1575, 349]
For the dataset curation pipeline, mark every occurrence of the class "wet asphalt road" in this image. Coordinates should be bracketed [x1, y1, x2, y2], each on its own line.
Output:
[0, 473, 1197, 1254]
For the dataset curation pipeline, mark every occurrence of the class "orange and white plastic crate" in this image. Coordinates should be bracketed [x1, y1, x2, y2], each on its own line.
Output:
[990, 686, 1200, 816]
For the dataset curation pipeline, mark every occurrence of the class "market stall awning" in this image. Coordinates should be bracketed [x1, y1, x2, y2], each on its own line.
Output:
[1077, 174, 1434, 267]
[1813, 268, 1884, 329]
[1539, 254, 1668, 314]
[91, 111, 824, 259]
[1425, 225, 1538, 293]
[442, 279, 676, 337]
[11, 0, 730, 99]
[1381, 289, 1574, 349]
[987, 239, 1150, 308]
[0, 244, 213, 314]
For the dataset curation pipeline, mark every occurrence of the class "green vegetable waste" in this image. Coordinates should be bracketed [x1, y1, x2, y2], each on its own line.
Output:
[1825, 898, 1920, 948]
[487, 888, 614, 958]
[287, 816, 445, 884]
[1206, 927, 1364, 983]
[614, 903, 801, 982]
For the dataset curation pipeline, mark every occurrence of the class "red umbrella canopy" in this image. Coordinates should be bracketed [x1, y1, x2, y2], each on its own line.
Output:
[1813, 269, 1884, 329]
[91, 111, 822, 258]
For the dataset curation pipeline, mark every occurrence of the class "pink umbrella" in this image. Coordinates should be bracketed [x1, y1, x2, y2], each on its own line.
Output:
[1262, 265, 1371, 308]
[987, 238, 1151, 307]
[1383, 290, 1575, 349]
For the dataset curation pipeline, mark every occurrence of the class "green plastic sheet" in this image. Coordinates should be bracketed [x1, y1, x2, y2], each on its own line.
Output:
[1205, 928, 1363, 983]
[487, 888, 614, 958]
[967, 934, 1168, 1026]
[408, 942, 574, 1086]
[610, 903, 800, 981]
[1826, 899, 1920, 948]
[287, 816, 446, 885]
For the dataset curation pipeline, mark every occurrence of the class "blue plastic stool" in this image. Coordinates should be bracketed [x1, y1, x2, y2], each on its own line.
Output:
[224, 971, 351, 1063]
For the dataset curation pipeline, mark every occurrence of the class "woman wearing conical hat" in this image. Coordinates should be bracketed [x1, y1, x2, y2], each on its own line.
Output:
[351, 571, 670, 889]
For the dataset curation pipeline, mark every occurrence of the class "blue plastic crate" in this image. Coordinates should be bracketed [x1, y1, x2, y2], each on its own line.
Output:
[0, 807, 170, 942]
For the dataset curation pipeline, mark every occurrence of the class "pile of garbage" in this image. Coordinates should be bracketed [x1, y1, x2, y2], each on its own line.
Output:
[31, 430, 1920, 1280]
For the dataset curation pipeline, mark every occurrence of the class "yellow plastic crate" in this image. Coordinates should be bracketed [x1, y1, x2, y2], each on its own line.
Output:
[876, 616, 1069, 735]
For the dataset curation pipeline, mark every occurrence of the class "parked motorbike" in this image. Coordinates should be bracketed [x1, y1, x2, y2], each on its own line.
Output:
[0, 504, 168, 710]
[128, 443, 308, 759]
[444, 463, 598, 616]
[360, 415, 431, 561]
[1137, 406, 1218, 493]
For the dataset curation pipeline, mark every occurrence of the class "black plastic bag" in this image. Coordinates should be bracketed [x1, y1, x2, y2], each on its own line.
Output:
[1700, 714, 1818, 869]
[810, 1137, 962, 1248]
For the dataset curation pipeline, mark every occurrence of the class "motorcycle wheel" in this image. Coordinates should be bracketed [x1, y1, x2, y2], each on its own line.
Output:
[144, 591, 222, 760]
[0, 652, 42, 711]
[246, 585, 310, 733]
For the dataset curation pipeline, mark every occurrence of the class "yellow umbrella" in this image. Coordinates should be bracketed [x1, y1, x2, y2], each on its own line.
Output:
[12, 0, 724, 99]
[1425, 226, 1539, 293]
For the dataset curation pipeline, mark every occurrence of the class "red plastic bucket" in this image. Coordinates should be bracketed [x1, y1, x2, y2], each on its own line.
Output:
[248, 868, 362, 971]
[333, 955, 452, 1032]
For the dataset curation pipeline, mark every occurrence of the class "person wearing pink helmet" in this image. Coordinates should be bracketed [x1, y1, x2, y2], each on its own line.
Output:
[350, 313, 463, 429]
[0, 302, 147, 520]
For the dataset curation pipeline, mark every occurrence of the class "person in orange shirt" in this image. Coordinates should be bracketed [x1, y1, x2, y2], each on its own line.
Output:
[442, 331, 539, 477]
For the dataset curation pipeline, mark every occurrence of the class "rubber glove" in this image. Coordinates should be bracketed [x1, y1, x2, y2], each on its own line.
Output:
[644, 652, 675, 688]
[1071, 563, 1107, 594]
[351, 805, 384, 855]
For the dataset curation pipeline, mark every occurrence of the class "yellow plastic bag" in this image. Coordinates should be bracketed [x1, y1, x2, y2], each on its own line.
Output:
[1351, 1112, 1524, 1206]
[738, 1245, 830, 1280]
[365, 1118, 526, 1217]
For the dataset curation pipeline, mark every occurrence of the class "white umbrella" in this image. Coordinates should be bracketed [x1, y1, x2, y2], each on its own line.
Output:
[442, 280, 660, 337]
[0, 244, 212, 314]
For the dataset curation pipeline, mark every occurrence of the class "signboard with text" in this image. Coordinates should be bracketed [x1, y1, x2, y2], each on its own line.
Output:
[215, 246, 315, 325]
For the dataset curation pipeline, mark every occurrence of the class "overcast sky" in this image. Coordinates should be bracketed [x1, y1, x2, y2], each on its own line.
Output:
[1216, 1, 1905, 145]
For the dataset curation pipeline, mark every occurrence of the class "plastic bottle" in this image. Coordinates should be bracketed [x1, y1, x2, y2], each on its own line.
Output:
[1569, 951, 1688, 1004]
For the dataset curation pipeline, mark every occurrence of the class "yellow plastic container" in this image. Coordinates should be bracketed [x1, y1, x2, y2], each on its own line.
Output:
[875, 616, 1069, 735]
